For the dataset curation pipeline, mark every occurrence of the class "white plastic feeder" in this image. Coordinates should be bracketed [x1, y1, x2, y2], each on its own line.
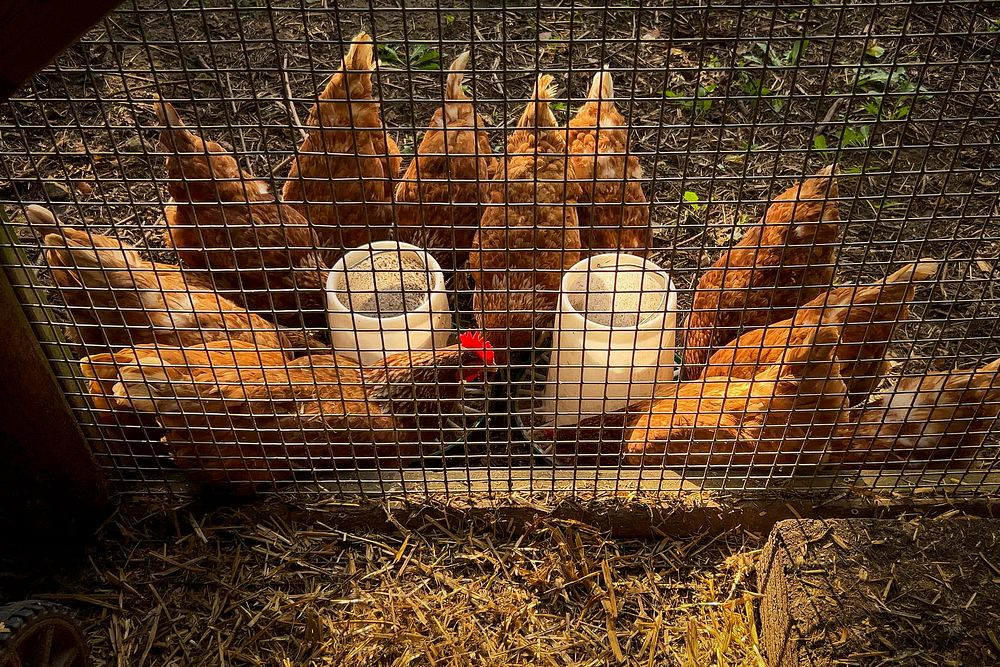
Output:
[326, 241, 452, 365]
[541, 253, 677, 428]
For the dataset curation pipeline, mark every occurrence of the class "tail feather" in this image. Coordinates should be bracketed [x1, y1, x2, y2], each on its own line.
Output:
[885, 258, 939, 284]
[587, 69, 614, 102]
[516, 74, 558, 130]
[806, 259, 939, 323]
[43, 229, 144, 289]
[25, 204, 61, 236]
[320, 32, 375, 102]
[586, 69, 617, 127]
[798, 164, 839, 201]
[343, 32, 375, 73]
[97, 342, 284, 412]
[443, 51, 473, 127]
[112, 363, 202, 414]
[765, 165, 840, 245]
[446, 51, 471, 101]
[154, 97, 200, 153]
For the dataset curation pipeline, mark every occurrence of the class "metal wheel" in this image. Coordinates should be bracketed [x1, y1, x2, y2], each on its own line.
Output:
[0, 601, 89, 667]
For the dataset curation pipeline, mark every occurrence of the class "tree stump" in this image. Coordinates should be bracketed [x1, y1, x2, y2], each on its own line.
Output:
[758, 517, 1000, 667]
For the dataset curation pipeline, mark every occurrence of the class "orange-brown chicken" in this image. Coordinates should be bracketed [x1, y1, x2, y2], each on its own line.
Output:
[282, 32, 401, 252]
[156, 100, 331, 329]
[80, 339, 295, 441]
[468, 74, 583, 362]
[624, 326, 849, 472]
[27, 207, 296, 354]
[85, 332, 495, 493]
[828, 358, 1000, 470]
[682, 166, 842, 380]
[394, 52, 496, 271]
[703, 261, 938, 404]
[567, 69, 650, 255]
[28, 206, 317, 452]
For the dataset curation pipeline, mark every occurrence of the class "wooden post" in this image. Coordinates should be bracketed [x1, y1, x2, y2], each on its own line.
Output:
[0, 212, 108, 552]
[758, 518, 1000, 666]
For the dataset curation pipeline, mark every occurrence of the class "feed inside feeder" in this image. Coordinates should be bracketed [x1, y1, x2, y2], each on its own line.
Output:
[541, 253, 678, 428]
[327, 241, 453, 365]
[335, 251, 432, 318]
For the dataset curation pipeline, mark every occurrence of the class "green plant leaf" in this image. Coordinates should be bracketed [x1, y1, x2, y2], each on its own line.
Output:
[788, 38, 809, 65]
[865, 42, 885, 59]
[409, 44, 441, 70]
[813, 134, 828, 150]
[841, 124, 871, 148]
[377, 44, 403, 67]
[864, 100, 882, 118]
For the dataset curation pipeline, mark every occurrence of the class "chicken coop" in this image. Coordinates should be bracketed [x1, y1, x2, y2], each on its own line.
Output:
[2, 0, 1000, 509]
[2, 1, 1000, 664]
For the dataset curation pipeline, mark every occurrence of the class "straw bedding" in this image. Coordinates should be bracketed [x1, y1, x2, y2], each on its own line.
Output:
[35, 496, 766, 666]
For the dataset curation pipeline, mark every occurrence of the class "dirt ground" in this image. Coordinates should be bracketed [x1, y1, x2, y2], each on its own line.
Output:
[3, 497, 766, 666]
[0, 1, 999, 481]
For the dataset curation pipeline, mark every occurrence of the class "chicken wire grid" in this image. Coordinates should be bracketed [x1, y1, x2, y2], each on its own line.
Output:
[1, 0, 999, 499]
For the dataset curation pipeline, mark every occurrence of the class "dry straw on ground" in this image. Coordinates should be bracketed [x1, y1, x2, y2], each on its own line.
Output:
[34, 497, 766, 666]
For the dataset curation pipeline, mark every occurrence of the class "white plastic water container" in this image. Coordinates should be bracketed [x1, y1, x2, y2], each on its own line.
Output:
[326, 241, 452, 366]
[541, 253, 677, 428]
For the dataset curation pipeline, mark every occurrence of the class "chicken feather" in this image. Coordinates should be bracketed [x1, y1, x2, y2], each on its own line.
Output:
[704, 260, 938, 404]
[683, 166, 842, 380]
[156, 100, 331, 329]
[30, 218, 295, 354]
[625, 325, 849, 471]
[468, 74, 583, 362]
[394, 52, 496, 271]
[828, 358, 1000, 469]
[282, 32, 401, 252]
[567, 69, 650, 255]
[85, 340, 494, 493]
[28, 207, 319, 447]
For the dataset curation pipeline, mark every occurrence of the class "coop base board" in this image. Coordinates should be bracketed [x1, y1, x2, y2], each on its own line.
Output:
[758, 517, 1000, 667]
[114, 467, 1000, 540]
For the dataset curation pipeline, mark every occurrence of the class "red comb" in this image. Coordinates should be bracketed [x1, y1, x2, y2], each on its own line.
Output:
[459, 330, 495, 366]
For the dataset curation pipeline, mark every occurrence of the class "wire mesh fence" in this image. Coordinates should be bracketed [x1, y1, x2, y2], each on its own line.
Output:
[1, 0, 998, 497]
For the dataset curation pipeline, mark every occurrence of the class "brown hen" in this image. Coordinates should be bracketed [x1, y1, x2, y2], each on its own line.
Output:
[394, 52, 496, 271]
[567, 69, 650, 255]
[624, 326, 849, 472]
[682, 166, 842, 380]
[468, 74, 583, 362]
[27, 207, 297, 354]
[156, 100, 331, 329]
[704, 261, 938, 404]
[282, 32, 401, 252]
[85, 333, 495, 493]
[828, 358, 1000, 470]
[28, 206, 314, 450]
[80, 339, 295, 442]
